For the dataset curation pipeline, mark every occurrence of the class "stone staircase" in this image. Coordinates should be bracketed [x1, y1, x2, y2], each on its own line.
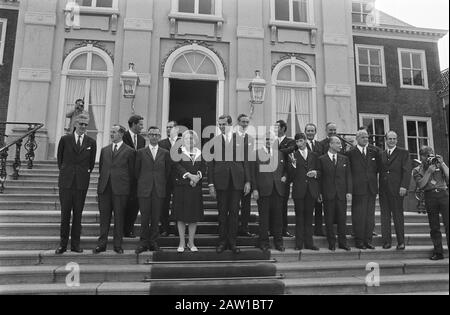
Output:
[0, 161, 448, 295]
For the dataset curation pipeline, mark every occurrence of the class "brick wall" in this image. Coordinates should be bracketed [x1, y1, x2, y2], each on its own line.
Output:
[353, 36, 448, 162]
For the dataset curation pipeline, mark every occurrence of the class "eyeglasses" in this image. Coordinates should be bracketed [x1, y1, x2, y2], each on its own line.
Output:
[149, 134, 161, 137]
[78, 123, 88, 127]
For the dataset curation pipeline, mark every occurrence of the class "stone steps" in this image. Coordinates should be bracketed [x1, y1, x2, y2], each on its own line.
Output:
[283, 273, 449, 295]
[0, 234, 443, 251]
[0, 210, 430, 224]
[0, 222, 437, 237]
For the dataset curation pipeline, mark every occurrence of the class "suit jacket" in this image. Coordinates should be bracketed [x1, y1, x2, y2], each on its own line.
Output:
[97, 143, 135, 196]
[251, 148, 287, 197]
[135, 146, 172, 198]
[379, 147, 411, 196]
[123, 131, 146, 151]
[319, 154, 352, 201]
[278, 136, 297, 158]
[306, 139, 323, 155]
[319, 137, 350, 155]
[174, 149, 206, 187]
[289, 150, 321, 199]
[207, 133, 250, 191]
[346, 146, 379, 196]
[57, 133, 97, 190]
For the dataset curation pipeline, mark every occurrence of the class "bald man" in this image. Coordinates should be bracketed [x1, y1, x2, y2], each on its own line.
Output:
[379, 131, 411, 250]
[346, 129, 380, 250]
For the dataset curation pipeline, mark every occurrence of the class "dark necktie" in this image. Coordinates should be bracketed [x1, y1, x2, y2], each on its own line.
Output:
[311, 141, 315, 152]
[133, 134, 137, 150]
[114, 144, 118, 153]
[77, 135, 81, 150]
[387, 150, 391, 158]
[333, 154, 337, 166]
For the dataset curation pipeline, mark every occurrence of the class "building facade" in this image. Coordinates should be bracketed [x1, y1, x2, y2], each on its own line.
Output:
[352, 0, 447, 161]
[7, 0, 358, 160]
[5, 0, 447, 161]
[0, 0, 19, 124]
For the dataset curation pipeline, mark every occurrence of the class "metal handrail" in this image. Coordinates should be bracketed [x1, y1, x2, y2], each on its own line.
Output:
[0, 122, 44, 193]
[0, 122, 44, 152]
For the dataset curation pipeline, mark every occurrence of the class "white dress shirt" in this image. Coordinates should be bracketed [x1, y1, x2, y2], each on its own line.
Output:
[112, 141, 124, 152]
[328, 151, 337, 164]
[75, 132, 85, 146]
[299, 148, 308, 160]
[357, 144, 368, 156]
[387, 146, 397, 156]
[149, 144, 159, 159]
[129, 130, 138, 149]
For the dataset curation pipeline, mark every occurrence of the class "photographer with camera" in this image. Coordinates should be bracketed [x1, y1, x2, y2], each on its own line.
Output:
[66, 99, 89, 134]
[413, 146, 449, 261]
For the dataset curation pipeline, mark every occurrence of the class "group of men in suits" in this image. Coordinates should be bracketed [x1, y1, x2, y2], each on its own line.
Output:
[55, 112, 416, 255]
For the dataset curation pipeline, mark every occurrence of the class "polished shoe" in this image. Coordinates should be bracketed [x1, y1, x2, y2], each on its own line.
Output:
[396, 244, 406, 251]
[275, 245, 285, 252]
[188, 244, 199, 252]
[71, 247, 83, 253]
[150, 244, 162, 252]
[230, 246, 241, 254]
[430, 253, 445, 261]
[356, 244, 367, 250]
[283, 232, 294, 238]
[55, 247, 67, 255]
[124, 232, 136, 238]
[93, 246, 106, 254]
[114, 247, 124, 254]
[382, 243, 392, 250]
[135, 246, 148, 254]
[339, 245, 351, 252]
[305, 246, 320, 251]
[177, 246, 185, 253]
[216, 244, 226, 254]
[329, 245, 336, 251]
[365, 244, 376, 250]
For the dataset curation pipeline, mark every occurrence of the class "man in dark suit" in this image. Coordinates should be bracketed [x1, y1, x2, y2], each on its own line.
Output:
[158, 120, 179, 236]
[252, 132, 287, 252]
[318, 122, 338, 156]
[346, 129, 380, 250]
[236, 114, 256, 237]
[135, 127, 172, 254]
[275, 120, 296, 238]
[93, 125, 135, 254]
[123, 115, 146, 238]
[318, 136, 352, 251]
[207, 115, 251, 254]
[56, 114, 97, 254]
[305, 123, 325, 237]
[379, 131, 411, 250]
[289, 133, 320, 251]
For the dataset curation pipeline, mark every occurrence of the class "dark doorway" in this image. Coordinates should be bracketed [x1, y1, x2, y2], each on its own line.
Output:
[169, 79, 217, 135]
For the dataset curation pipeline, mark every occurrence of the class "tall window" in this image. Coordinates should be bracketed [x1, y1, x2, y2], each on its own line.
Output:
[398, 49, 428, 89]
[355, 45, 386, 86]
[404, 116, 433, 160]
[272, 58, 316, 137]
[57, 45, 113, 161]
[359, 114, 389, 150]
[352, 1, 372, 23]
[75, 0, 114, 7]
[273, 0, 310, 24]
[0, 18, 7, 65]
[178, 0, 217, 15]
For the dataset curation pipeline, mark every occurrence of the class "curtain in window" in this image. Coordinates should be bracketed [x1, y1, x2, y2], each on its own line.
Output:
[90, 79, 107, 145]
[276, 87, 291, 123]
[293, 88, 311, 134]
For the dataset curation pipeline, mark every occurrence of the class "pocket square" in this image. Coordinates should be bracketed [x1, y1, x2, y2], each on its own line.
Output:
[343, 164, 347, 167]
[372, 158, 376, 161]
[87, 147, 91, 151]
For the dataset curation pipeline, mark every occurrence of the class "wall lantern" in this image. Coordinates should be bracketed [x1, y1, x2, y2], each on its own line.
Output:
[120, 63, 140, 113]
[248, 70, 267, 119]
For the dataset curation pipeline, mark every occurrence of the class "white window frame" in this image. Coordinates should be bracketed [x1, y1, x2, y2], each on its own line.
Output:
[352, 1, 369, 23]
[359, 113, 390, 149]
[403, 116, 434, 158]
[271, 57, 317, 137]
[270, 0, 315, 27]
[398, 48, 429, 90]
[0, 18, 7, 66]
[355, 44, 387, 87]
[171, 0, 223, 18]
[75, 0, 118, 9]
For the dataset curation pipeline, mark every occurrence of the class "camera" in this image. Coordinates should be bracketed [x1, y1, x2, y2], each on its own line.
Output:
[425, 154, 440, 167]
